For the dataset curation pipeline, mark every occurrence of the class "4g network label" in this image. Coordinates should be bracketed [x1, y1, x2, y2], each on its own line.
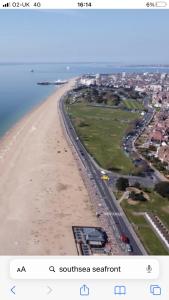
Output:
[9, 2, 41, 7]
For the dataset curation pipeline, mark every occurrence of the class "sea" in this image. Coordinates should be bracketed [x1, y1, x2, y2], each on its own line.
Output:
[0, 63, 169, 138]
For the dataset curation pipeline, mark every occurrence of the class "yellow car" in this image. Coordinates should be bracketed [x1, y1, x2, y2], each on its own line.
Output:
[101, 175, 109, 181]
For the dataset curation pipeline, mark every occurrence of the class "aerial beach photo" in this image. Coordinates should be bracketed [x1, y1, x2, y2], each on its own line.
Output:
[0, 10, 169, 256]
[0, 77, 101, 255]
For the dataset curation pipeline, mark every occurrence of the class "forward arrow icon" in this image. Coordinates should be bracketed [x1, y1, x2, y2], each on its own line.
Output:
[47, 286, 53, 295]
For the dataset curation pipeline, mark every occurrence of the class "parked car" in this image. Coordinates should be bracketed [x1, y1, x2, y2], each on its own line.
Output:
[120, 234, 129, 244]
[126, 244, 133, 253]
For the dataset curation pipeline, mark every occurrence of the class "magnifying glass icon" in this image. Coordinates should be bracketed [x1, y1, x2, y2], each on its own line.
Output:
[49, 266, 55, 272]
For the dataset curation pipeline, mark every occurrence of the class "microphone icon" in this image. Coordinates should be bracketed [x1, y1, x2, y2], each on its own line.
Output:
[146, 265, 152, 273]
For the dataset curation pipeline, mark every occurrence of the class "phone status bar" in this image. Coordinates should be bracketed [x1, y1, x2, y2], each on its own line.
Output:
[0, 0, 168, 9]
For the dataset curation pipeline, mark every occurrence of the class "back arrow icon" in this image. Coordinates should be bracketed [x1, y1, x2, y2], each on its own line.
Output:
[47, 286, 53, 295]
[11, 286, 16, 295]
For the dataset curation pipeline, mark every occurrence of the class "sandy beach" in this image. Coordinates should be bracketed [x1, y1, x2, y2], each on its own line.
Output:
[0, 79, 99, 255]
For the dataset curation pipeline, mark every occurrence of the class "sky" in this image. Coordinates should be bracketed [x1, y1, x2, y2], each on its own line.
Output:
[0, 10, 169, 64]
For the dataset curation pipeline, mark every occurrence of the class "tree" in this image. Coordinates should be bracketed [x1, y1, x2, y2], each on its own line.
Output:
[155, 181, 169, 199]
[149, 145, 157, 152]
[79, 121, 89, 127]
[116, 177, 129, 191]
[129, 191, 146, 202]
[129, 191, 137, 200]
[113, 97, 121, 106]
[133, 182, 141, 189]
[137, 192, 146, 202]
[104, 98, 108, 105]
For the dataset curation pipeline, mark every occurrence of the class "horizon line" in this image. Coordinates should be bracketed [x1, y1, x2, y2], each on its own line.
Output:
[0, 62, 169, 67]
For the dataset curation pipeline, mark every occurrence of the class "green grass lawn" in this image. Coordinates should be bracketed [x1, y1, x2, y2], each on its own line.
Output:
[123, 99, 144, 110]
[67, 103, 139, 174]
[67, 102, 169, 255]
[121, 191, 169, 255]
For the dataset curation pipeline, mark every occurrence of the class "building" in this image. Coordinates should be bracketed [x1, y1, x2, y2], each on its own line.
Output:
[83, 227, 108, 247]
[158, 146, 169, 164]
[151, 130, 163, 144]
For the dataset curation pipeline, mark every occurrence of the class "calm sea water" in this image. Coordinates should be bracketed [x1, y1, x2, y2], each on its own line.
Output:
[0, 63, 169, 138]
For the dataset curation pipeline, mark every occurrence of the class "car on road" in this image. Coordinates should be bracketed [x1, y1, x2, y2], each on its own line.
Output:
[120, 234, 129, 244]
[80, 150, 85, 156]
[126, 243, 133, 253]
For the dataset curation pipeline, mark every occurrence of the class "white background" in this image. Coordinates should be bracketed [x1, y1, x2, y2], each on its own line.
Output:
[0, 256, 167, 299]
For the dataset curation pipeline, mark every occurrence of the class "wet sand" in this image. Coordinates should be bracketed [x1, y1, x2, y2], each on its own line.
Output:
[0, 79, 99, 255]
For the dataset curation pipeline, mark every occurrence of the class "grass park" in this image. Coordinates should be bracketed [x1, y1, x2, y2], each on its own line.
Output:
[67, 103, 140, 174]
[66, 102, 169, 255]
[123, 99, 144, 110]
[121, 190, 169, 255]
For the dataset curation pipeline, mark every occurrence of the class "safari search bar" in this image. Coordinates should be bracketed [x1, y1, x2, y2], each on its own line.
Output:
[10, 258, 159, 279]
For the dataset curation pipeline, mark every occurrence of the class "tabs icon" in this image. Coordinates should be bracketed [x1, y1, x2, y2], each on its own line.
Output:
[150, 285, 161, 296]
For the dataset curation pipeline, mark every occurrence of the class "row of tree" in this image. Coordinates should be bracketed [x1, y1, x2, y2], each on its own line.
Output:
[116, 177, 169, 200]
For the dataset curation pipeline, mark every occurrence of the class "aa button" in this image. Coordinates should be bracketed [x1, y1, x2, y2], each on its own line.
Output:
[17, 266, 27, 272]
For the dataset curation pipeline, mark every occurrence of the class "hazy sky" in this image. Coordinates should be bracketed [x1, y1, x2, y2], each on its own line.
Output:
[0, 10, 169, 64]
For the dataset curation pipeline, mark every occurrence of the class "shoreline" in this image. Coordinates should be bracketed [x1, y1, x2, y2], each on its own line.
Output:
[0, 86, 57, 143]
[0, 79, 99, 255]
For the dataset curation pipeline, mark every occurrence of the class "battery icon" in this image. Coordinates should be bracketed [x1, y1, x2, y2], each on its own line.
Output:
[156, 1, 167, 6]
